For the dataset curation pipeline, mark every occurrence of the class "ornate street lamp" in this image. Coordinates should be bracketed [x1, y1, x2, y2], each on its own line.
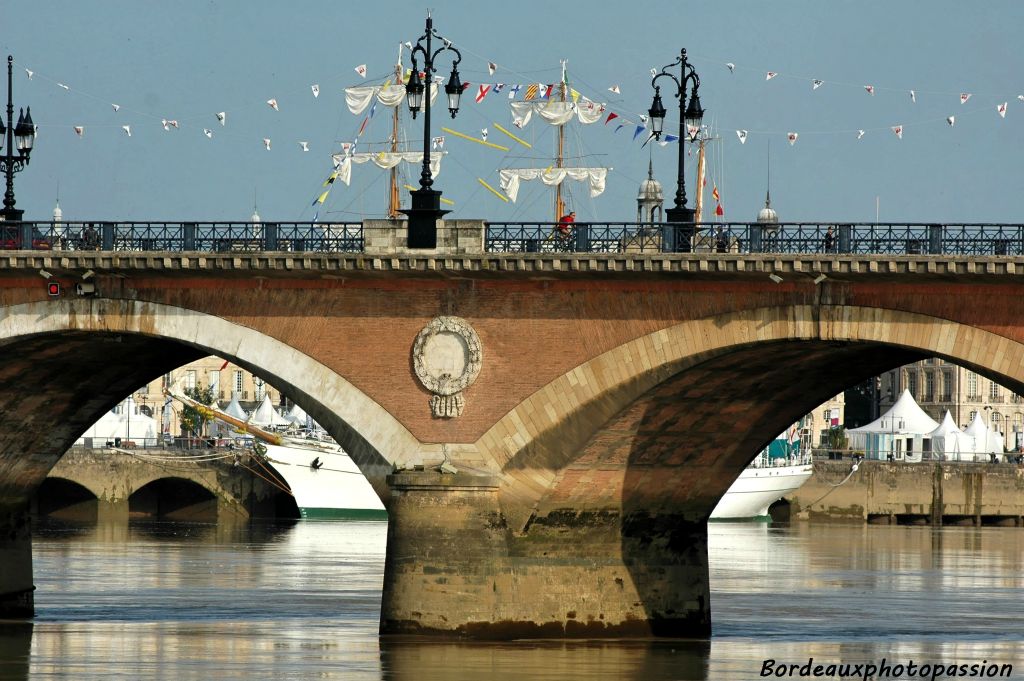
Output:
[648, 48, 704, 251]
[401, 13, 462, 249]
[1, 56, 37, 222]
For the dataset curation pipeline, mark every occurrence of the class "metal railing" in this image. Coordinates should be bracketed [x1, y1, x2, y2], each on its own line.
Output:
[4, 220, 1024, 256]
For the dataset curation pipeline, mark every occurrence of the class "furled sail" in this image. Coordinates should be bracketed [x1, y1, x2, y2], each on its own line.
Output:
[331, 151, 445, 186]
[498, 167, 608, 203]
[509, 100, 605, 128]
[345, 84, 440, 115]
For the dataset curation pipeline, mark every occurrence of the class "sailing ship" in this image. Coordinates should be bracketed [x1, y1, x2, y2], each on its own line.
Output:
[332, 47, 447, 219]
[497, 61, 610, 221]
[710, 432, 814, 520]
[167, 385, 386, 520]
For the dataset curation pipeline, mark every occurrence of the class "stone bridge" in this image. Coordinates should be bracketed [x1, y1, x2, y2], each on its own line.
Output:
[2, 246, 1024, 637]
[32, 446, 294, 523]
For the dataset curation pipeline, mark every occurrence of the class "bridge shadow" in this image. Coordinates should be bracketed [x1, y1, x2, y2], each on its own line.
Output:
[612, 340, 928, 634]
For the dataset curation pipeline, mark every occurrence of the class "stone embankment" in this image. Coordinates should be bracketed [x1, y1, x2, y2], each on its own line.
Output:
[785, 459, 1024, 526]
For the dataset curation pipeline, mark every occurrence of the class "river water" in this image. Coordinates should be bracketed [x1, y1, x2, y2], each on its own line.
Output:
[2, 520, 1022, 680]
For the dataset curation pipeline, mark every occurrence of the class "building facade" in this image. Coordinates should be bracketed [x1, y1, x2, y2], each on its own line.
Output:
[879, 359, 1023, 448]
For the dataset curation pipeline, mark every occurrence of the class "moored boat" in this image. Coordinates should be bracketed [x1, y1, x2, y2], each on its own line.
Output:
[710, 434, 814, 521]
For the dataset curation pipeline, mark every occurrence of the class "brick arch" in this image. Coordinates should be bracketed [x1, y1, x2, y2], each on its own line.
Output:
[479, 305, 1024, 528]
[0, 299, 421, 503]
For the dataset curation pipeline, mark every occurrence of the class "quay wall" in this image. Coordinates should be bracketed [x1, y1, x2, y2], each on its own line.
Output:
[787, 460, 1024, 525]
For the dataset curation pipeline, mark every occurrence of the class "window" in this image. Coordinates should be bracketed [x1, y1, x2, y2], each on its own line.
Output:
[967, 374, 978, 399]
[906, 371, 918, 399]
[990, 380, 1001, 400]
[162, 372, 173, 389]
[942, 371, 953, 401]
[233, 370, 244, 395]
[924, 372, 935, 402]
[1015, 413, 1022, 433]
[255, 381, 265, 401]
[208, 370, 220, 394]
[185, 370, 197, 390]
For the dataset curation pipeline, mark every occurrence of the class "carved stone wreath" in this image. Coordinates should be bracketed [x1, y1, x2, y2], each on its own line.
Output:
[412, 316, 483, 418]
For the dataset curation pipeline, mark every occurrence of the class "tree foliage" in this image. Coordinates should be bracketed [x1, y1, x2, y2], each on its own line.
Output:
[825, 426, 848, 452]
[180, 385, 217, 436]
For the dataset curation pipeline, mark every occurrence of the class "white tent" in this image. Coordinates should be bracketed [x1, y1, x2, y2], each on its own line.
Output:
[285, 402, 310, 426]
[77, 396, 159, 446]
[223, 393, 248, 421]
[963, 412, 1005, 460]
[848, 389, 940, 460]
[249, 394, 290, 428]
[928, 411, 973, 461]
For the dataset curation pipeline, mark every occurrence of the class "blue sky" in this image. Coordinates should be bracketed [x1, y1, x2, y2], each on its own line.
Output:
[4, 1, 1023, 224]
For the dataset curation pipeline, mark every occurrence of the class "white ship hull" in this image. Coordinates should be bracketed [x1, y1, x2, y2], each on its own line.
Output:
[710, 460, 813, 520]
[263, 444, 386, 519]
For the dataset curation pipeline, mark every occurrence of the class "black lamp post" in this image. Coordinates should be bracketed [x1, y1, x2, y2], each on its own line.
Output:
[401, 13, 462, 249]
[648, 48, 704, 251]
[1, 56, 36, 222]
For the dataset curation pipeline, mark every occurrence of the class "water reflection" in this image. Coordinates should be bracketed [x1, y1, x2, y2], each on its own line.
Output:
[14, 519, 1024, 680]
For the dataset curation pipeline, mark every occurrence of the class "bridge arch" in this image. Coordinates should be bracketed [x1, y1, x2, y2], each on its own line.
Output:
[481, 304, 1024, 528]
[31, 477, 99, 521]
[128, 477, 218, 521]
[0, 298, 422, 505]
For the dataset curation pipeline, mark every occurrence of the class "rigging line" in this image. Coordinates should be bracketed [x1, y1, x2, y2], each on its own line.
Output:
[238, 458, 294, 496]
[805, 460, 862, 508]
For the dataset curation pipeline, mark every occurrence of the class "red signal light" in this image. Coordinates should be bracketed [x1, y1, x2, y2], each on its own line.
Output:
[47, 281, 61, 297]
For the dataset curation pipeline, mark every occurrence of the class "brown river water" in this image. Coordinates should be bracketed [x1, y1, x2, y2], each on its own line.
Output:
[1, 520, 1022, 680]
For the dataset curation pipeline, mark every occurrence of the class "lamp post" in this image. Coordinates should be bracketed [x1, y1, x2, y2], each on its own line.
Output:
[1, 56, 36, 222]
[648, 48, 703, 252]
[401, 13, 463, 249]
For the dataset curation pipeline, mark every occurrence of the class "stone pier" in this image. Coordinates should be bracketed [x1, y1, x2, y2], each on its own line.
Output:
[380, 471, 709, 638]
[0, 506, 34, 618]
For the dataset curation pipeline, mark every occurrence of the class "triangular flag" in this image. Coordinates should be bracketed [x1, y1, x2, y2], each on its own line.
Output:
[997, 102, 1007, 118]
[605, 112, 619, 125]
[633, 125, 646, 141]
[73, 126, 84, 138]
[615, 124, 626, 133]
[481, 128, 488, 141]
[715, 203, 724, 217]
[766, 71, 777, 80]
[203, 128, 213, 138]
[726, 63, 735, 73]
[475, 84, 491, 103]
[122, 125, 131, 137]
[216, 112, 226, 126]
[267, 98, 279, 111]
[910, 90, 916, 103]
[960, 93, 971, 104]
[812, 79, 824, 90]
[663, 134, 679, 143]
[650, 68, 657, 77]
[857, 130, 865, 139]
[1018, 95, 1024, 102]
[299, 141, 309, 151]
[24, 69, 33, 79]
[162, 119, 171, 131]
[311, 84, 320, 98]
[111, 103, 120, 112]
[787, 132, 798, 145]
[864, 85, 874, 95]
[736, 129, 748, 144]
[946, 116, 955, 126]
[488, 62, 497, 76]
[354, 64, 367, 78]
[891, 125, 903, 139]
[608, 85, 620, 94]
[712, 185, 720, 202]
[493, 83, 505, 94]
[432, 136, 445, 150]
[263, 138, 271, 150]
[686, 124, 700, 140]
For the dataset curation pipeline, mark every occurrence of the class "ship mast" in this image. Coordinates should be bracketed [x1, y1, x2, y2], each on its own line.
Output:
[554, 59, 567, 221]
[388, 47, 403, 218]
[694, 135, 706, 224]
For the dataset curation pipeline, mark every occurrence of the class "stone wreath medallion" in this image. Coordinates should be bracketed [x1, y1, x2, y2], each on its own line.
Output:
[412, 316, 483, 418]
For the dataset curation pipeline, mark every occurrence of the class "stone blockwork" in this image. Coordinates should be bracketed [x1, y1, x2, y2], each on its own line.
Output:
[788, 460, 1024, 524]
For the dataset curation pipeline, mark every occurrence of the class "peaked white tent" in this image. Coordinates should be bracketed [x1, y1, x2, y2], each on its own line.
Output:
[285, 402, 309, 426]
[249, 394, 290, 428]
[928, 411, 974, 461]
[848, 389, 940, 460]
[223, 393, 248, 421]
[77, 396, 159, 446]
[963, 412, 1005, 460]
